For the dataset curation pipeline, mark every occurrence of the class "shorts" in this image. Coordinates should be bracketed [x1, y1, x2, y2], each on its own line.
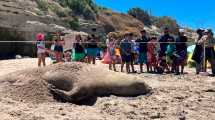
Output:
[86, 48, 98, 57]
[139, 52, 147, 64]
[37, 49, 46, 54]
[54, 45, 63, 52]
[175, 50, 187, 65]
[121, 54, 131, 63]
[72, 52, 85, 61]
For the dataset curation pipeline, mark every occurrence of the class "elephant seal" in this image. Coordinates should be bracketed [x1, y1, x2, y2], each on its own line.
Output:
[0, 62, 151, 105]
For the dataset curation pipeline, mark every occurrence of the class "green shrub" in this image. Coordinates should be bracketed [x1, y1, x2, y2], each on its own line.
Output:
[128, 7, 152, 26]
[36, 0, 49, 11]
[56, 10, 67, 17]
[35, 10, 44, 16]
[68, 18, 80, 30]
[56, 0, 98, 20]
[153, 16, 179, 34]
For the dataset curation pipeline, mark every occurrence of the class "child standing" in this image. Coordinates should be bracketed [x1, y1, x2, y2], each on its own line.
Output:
[120, 33, 132, 73]
[147, 37, 157, 73]
[175, 29, 188, 75]
[165, 37, 176, 73]
[106, 35, 117, 71]
[36, 33, 46, 67]
[54, 39, 64, 63]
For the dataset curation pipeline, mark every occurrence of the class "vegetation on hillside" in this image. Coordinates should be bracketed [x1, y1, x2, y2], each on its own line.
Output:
[36, 0, 69, 17]
[55, 0, 99, 20]
[152, 16, 179, 34]
[35, 0, 182, 35]
[98, 10, 144, 35]
[128, 7, 179, 34]
[128, 7, 152, 26]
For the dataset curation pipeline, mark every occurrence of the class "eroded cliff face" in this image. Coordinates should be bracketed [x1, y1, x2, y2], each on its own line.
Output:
[0, 0, 66, 59]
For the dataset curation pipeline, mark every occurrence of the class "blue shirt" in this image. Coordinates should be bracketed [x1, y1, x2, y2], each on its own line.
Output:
[120, 39, 132, 55]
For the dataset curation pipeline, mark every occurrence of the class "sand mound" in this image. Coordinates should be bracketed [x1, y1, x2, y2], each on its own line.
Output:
[0, 62, 151, 104]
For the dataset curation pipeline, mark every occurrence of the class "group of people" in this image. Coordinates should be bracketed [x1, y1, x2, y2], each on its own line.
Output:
[192, 28, 215, 75]
[107, 28, 188, 75]
[36, 27, 215, 76]
[36, 33, 100, 66]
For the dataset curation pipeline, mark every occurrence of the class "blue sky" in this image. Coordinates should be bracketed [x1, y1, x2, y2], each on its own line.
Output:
[95, 0, 215, 31]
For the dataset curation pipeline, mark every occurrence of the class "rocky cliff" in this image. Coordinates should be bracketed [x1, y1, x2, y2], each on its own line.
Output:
[0, 0, 196, 59]
[0, 0, 68, 58]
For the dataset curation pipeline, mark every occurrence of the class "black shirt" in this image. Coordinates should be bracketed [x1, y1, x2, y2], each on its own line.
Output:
[136, 36, 149, 53]
[87, 40, 98, 48]
[74, 43, 84, 53]
[159, 34, 174, 52]
[176, 35, 187, 52]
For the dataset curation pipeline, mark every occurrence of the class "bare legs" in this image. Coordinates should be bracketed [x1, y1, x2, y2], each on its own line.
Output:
[38, 53, 46, 67]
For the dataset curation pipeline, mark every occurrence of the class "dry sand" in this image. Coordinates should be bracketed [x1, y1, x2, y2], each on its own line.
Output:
[0, 58, 215, 120]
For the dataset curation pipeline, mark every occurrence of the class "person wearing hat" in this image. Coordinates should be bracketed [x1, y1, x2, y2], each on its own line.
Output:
[203, 29, 215, 75]
[192, 28, 205, 74]
[36, 33, 46, 67]
[174, 29, 188, 75]
[135, 30, 149, 73]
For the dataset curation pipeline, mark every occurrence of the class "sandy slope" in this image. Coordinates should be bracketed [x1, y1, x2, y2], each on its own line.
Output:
[0, 58, 215, 120]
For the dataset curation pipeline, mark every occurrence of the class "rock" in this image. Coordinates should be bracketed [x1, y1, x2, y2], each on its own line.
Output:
[15, 55, 22, 59]
[150, 112, 161, 119]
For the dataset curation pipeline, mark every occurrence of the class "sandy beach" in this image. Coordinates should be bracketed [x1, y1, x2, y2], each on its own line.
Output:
[0, 58, 215, 120]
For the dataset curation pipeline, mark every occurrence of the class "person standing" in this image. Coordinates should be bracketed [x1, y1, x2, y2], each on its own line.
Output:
[147, 37, 158, 73]
[136, 30, 149, 73]
[159, 27, 174, 73]
[203, 29, 215, 76]
[120, 33, 132, 73]
[159, 27, 173, 57]
[192, 29, 205, 74]
[54, 39, 64, 63]
[36, 33, 46, 67]
[106, 34, 117, 71]
[130, 33, 137, 73]
[165, 37, 176, 73]
[72, 35, 85, 62]
[175, 29, 188, 75]
[86, 34, 98, 64]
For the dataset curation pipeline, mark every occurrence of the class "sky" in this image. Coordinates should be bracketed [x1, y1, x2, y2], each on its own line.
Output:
[95, 0, 215, 31]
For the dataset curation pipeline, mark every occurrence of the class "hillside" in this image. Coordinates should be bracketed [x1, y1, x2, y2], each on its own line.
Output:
[0, 0, 195, 59]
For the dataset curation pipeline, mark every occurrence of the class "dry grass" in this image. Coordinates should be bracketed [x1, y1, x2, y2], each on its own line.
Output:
[98, 10, 144, 37]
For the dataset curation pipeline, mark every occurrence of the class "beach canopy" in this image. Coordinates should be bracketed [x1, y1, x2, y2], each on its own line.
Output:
[187, 45, 195, 53]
